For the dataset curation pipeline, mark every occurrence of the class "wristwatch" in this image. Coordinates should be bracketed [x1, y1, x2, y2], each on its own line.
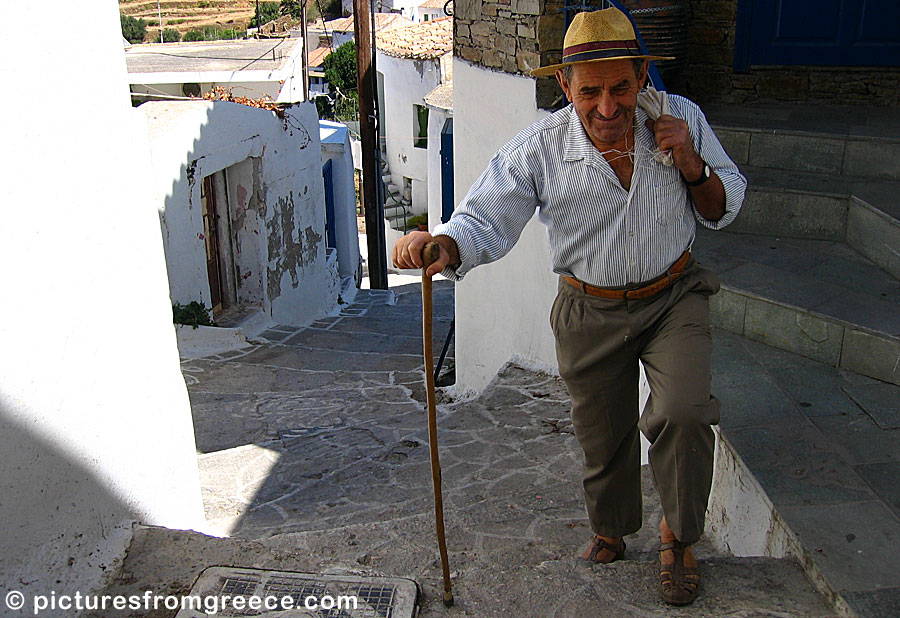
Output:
[684, 162, 711, 187]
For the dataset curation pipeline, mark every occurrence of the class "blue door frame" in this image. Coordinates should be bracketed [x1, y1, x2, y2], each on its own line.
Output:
[440, 118, 454, 224]
[735, 0, 900, 70]
[322, 160, 336, 250]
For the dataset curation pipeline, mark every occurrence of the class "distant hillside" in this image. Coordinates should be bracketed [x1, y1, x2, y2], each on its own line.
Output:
[119, 0, 256, 41]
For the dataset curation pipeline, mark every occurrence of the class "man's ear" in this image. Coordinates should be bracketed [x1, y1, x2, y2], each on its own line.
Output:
[639, 60, 649, 90]
[556, 69, 572, 102]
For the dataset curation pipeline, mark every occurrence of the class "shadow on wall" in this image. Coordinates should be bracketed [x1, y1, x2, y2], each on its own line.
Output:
[148, 99, 336, 329]
[0, 400, 138, 605]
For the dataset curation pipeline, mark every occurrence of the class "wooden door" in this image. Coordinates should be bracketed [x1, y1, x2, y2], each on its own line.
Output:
[200, 175, 223, 313]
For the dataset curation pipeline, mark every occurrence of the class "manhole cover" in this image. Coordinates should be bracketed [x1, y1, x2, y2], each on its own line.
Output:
[174, 566, 418, 618]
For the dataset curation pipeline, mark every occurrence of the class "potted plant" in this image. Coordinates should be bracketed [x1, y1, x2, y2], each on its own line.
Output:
[406, 213, 429, 231]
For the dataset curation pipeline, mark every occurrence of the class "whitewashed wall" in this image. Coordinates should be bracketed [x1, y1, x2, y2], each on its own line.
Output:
[451, 61, 652, 460]
[452, 61, 555, 395]
[320, 121, 363, 287]
[0, 2, 205, 606]
[144, 100, 340, 327]
[376, 52, 443, 215]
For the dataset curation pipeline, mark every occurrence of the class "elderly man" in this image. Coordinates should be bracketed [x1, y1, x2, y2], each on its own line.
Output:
[393, 8, 745, 606]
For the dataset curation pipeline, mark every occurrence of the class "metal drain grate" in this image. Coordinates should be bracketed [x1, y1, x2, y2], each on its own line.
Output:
[174, 567, 417, 618]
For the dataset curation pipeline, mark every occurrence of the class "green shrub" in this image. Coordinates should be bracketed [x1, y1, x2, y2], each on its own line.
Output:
[120, 13, 147, 44]
[250, 1, 280, 27]
[183, 29, 205, 42]
[173, 301, 215, 329]
[162, 28, 181, 42]
[323, 41, 357, 93]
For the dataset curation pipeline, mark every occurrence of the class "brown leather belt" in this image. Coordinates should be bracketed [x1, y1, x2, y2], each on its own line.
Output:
[563, 250, 692, 300]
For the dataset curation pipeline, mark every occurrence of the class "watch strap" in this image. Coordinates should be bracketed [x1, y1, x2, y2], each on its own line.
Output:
[684, 162, 710, 187]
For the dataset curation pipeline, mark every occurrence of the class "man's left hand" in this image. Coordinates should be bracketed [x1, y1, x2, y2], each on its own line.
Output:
[646, 115, 704, 182]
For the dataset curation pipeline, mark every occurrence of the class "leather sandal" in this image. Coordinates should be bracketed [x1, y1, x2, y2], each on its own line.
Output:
[580, 535, 626, 563]
[659, 540, 700, 605]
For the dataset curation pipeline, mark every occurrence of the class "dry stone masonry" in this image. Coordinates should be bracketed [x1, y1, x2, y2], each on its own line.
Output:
[455, 0, 900, 109]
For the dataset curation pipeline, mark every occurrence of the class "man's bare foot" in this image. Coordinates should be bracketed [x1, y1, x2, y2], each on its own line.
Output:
[580, 534, 625, 563]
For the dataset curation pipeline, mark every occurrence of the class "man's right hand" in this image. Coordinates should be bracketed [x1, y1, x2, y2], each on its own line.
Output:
[392, 231, 459, 278]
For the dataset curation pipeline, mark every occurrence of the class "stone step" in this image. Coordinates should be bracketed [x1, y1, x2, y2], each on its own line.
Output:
[706, 102, 900, 181]
[730, 166, 900, 278]
[386, 212, 408, 231]
[709, 329, 900, 618]
[693, 228, 900, 386]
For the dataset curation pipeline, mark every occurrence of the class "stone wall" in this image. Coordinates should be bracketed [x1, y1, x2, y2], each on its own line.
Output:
[455, 0, 900, 108]
[454, 0, 542, 76]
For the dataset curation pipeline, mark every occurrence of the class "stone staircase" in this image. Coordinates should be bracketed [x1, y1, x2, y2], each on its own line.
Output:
[380, 155, 414, 231]
[694, 103, 900, 618]
[699, 103, 900, 387]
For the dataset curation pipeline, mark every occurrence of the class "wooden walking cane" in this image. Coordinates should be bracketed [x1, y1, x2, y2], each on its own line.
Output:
[421, 241, 454, 607]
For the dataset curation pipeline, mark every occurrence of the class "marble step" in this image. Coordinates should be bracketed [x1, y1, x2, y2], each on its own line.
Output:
[706, 102, 900, 181]
[693, 228, 900, 386]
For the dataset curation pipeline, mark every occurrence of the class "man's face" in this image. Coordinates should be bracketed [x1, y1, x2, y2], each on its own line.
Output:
[556, 59, 647, 150]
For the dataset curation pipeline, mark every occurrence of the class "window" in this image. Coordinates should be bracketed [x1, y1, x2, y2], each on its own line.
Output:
[414, 104, 429, 149]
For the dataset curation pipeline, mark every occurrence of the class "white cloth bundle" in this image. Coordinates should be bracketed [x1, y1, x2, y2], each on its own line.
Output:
[637, 86, 674, 166]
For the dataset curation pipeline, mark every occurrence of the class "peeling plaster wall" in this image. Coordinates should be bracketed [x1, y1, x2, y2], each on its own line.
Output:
[1, 2, 204, 606]
[144, 100, 338, 327]
[376, 52, 443, 215]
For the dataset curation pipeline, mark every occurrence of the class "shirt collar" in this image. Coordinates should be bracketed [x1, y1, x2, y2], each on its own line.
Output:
[563, 105, 594, 162]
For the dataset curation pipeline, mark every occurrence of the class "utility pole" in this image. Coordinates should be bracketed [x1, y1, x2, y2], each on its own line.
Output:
[353, 0, 388, 288]
[301, 0, 309, 99]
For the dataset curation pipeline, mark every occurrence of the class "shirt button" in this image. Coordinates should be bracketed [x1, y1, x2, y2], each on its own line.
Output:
[628, 230, 634, 236]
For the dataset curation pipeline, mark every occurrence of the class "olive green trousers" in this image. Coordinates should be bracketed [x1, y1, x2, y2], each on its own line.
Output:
[550, 262, 721, 544]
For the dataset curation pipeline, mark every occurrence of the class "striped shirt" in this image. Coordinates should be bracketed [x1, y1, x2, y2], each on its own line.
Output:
[432, 96, 746, 286]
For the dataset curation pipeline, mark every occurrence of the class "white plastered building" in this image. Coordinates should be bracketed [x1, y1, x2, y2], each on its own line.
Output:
[375, 17, 453, 220]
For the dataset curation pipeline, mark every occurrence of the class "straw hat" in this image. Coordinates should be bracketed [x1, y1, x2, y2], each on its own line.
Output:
[530, 8, 673, 78]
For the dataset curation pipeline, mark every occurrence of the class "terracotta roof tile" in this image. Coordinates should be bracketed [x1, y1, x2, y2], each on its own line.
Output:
[376, 17, 453, 60]
[420, 0, 450, 9]
[308, 45, 333, 68]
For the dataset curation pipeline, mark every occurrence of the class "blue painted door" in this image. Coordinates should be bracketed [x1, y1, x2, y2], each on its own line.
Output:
[440, 119, 454, 224]
[741, 0, 900, 67]
[322, 160, 336, 250]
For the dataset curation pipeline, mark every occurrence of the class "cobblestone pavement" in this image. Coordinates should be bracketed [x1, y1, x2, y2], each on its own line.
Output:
[98, 283, 835, 617]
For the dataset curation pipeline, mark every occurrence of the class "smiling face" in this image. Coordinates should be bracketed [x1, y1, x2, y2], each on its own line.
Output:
[556, 59, 648, 151]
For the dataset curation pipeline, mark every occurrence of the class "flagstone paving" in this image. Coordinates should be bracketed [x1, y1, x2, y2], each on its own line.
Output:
[85, 282, 840, 617]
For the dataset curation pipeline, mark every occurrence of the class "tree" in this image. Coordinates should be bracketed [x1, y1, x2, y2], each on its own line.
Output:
[322, 41, 357, 93]
[280, 0, 303, 20]
[162, 28, 181, 43]
[120, 13, 147, 44]
[250, 1, 281, 27]
[322, 41, 358, 122]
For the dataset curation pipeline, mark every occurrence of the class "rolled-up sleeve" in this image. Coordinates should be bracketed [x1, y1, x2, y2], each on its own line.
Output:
[432, 153, 539, 281]
[676, 97, 747, 230]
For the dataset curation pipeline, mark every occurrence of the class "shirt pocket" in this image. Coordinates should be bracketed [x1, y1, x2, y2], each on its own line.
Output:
[650, 173, 686, 226]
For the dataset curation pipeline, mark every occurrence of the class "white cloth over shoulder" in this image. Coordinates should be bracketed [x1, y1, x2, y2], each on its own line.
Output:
[637, 86, 674, 166]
